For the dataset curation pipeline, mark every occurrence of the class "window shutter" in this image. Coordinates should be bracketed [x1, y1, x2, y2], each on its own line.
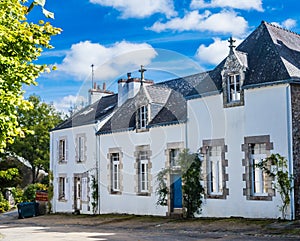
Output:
[65, 139, 68, 162]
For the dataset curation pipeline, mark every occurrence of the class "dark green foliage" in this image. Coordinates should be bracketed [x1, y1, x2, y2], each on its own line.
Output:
[91, 175, 99, 215]
[156, 168, 169, 206]
[7, 95, 63, 183]
[256, 153, 293, 219]
[22, 183, 47, 202]
[179, 149, 204, 218]
[156, 149, 204, 218]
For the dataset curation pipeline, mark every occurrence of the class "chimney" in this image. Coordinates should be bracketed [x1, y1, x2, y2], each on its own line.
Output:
[127, 72, 131, 79]
[93, 82, 97, 90]
[103, 82, 106, 91]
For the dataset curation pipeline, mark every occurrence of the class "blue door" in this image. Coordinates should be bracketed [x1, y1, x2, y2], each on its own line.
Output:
[171, 174, 182, 209]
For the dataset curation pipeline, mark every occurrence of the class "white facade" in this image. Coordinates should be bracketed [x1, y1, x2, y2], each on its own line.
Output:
[50, 124, 97, 214]
[98, 124, 186, 215]
[187, 84, 291, 219]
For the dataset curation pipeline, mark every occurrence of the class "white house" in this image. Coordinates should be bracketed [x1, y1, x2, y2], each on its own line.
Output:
[50, 85, 116, 214]
[50, 21, 300, 219]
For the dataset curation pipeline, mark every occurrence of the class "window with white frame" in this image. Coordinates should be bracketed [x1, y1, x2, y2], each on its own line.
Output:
[111, 153, 120, 192]
[139, 151, 149, 192]
[138, 105, 148, 129]
[250, 143, 267, 195]
[227, 74, 240, 102]
[169, 149, 180, 168]
[77, 135, 85, 162]
[242, 135, 274, 201]
[208, 146, 223, 195]
[59, 138, 67, 163]
[58, 177, 66, 200]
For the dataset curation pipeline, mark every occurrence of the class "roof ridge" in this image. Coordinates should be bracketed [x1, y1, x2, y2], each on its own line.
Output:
[262, 20, 300, 37]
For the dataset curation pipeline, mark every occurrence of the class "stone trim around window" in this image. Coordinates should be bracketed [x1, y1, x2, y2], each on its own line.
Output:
[200, 139, 229, 199]
[75, 133, 87, 163]
[222, 72, 245, 108]
[58, 136, 68, 164]
[134, 145, 152, 196]
[107, 147, 123, 195]
[241, 135, 275, 201]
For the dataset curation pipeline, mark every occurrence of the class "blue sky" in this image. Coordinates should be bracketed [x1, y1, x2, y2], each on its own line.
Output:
[24, 0, 300, 113]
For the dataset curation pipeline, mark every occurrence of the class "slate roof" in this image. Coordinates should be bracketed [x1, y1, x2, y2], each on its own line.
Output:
[236, 21, 300, 87]
[54, 21, 300, 133]
[98, 84, 187, 134]
[52, 94, 118, 131]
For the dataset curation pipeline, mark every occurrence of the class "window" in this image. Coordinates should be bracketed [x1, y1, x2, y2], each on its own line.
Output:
[169, 149, 180, 168]
[250, 144, 267, 195]
[138, 105, 148, 129]
[59, 138, 67, 162]
[242, 135, 274, 201]
[208, 146, 223, 195]
[227, 74, 240, 102]
[77, 135, 85, 162]
[58, 177, 66, 200]
[111, 153, 120, 192]
[139, 151, 149, 193]
[201, 139, 228, 199]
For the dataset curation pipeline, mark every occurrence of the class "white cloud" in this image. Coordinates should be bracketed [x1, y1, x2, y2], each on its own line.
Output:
[195, 37, 243, 65]
[148, 10, 248, 36]
[56, 40, 157, 81]
[53, 95, 87, 114]
[89, 0, 176, 18]
[272, 18, 297, 30]
[190, 0, 263, 11]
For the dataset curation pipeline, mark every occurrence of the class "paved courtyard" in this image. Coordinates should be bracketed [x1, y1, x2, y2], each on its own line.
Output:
[1, 210, 300, 240]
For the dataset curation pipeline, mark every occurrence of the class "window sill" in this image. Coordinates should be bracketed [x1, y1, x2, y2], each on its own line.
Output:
[110, 190, 122, 195]
[137, 192, 151, 196]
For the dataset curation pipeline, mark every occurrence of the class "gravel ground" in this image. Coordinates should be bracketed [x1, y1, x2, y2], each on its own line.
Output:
[1, 210, 300, 240]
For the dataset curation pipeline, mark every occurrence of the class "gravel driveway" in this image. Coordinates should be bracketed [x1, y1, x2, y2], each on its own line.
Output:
[1, 210, 300, 240]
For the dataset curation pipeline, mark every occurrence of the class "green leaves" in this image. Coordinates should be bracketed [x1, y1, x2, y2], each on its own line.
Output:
[0, 0, 61, 151]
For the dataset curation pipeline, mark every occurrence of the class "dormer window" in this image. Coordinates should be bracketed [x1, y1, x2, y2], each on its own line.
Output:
[227, 74, 240, 102]
[138, 105, 148, 130]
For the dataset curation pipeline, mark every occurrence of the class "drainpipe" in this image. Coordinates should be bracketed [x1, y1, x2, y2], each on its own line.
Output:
[286, 85, 295, 220]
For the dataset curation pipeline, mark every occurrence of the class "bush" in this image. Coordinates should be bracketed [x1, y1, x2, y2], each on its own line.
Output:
[0, 192, 9, 213]
[23, 183, 47, 202]
[11, 187, 24, 204]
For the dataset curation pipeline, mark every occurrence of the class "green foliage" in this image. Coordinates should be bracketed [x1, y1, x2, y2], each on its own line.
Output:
[22, 183, 47, 202]
[10, 187, 24, 204]
[91, 175, 98, 215]
[156, 149, 204, 218]
[0, 192, 9, 213]
[256, 153, 293, 219]
[156, 168, 169, 206]
[179, 149, 204, 218]
[47, 171, 53, 213]
[7, 95, 63, 183]
[0, 168, 20, 193]
[0, 0, 61, 152]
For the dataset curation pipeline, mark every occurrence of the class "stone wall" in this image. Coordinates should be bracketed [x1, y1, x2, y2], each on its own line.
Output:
[291, 84, 300, 219]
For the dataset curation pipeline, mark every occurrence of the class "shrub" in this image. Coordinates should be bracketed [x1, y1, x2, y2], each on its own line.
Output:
[23, 183, 47, 202]
[10, 187, 24, 204]
[0, 192, 9, 213]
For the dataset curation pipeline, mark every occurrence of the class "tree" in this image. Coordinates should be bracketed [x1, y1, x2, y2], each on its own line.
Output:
[256, 153, 293, 219]
[156, 149, 204, 218]
[0, 0, 61, 152]
[7, 95, 63, 183]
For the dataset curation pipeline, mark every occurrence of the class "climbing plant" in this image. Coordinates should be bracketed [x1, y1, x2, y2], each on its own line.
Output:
[156, 149, 204, 218]
[256, 153, 293, 219]
[91, 175, 98, 215]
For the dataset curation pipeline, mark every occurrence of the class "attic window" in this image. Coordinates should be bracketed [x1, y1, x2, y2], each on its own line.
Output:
[227, 74, 240, 102]
[138, 105, 148, 129]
